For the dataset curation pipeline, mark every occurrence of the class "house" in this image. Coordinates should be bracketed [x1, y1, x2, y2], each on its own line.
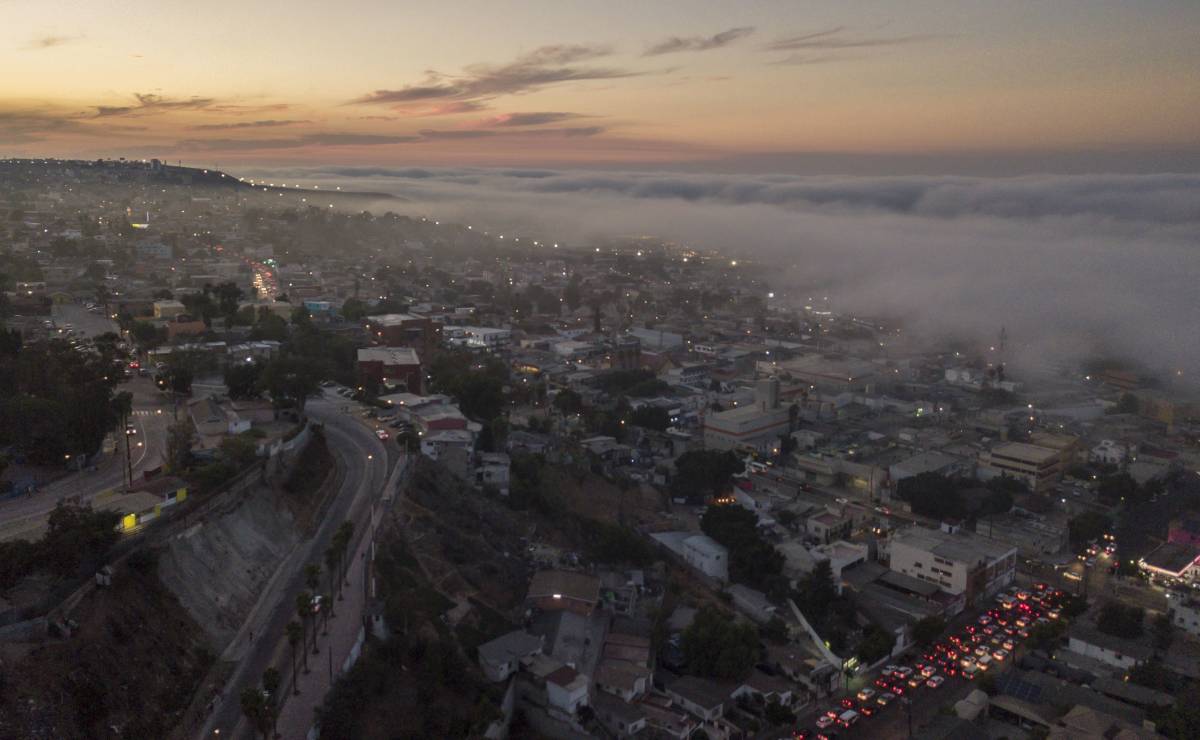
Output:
[526, 570, 601, 616]
[682, 534, 729, 582]
[545, 665, 589, 719]
[477, 630, 544, 682]
[592, 692, 647, 738]
[1065, 625, 1153, 671]
[420, 429, 475, 461]
[476, 452, 510, 495]
[594, 659, 650, 702]
[808, 511, 852, 544]
[665, 676, 726, 722]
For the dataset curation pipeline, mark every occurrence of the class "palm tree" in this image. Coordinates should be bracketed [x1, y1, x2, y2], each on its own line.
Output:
[295, 592, 312, 672]
[111, 391, 134, 487]
[335, 521, 355, 589]
[285, 620, 303, 693]
[303, 564, 322, 651]
[320, 592, 332, 636]
[324, 546, 340, 614]
[262, 668, 281, 739]
[239, 686, 268, 740]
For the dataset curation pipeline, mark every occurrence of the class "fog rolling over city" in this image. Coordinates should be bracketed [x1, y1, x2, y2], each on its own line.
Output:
[250, 165, 1200, 379]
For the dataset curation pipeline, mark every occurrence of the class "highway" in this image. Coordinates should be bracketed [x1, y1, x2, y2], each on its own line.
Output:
[198, 391, 391, 740]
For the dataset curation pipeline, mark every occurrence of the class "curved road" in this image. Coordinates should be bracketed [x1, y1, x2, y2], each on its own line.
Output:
[199, 392, 390, 740]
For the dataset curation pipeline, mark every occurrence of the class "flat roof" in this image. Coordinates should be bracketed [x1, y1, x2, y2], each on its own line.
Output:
[357, 346, 420, 365]
[893, 525, 1016, 565]
[1140, 542, 1200, 575]
[990, 442, 1061, 463]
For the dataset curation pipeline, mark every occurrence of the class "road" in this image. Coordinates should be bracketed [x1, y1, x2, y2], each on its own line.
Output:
[198, 392, 391, 740]
[0, 306, 171, 542]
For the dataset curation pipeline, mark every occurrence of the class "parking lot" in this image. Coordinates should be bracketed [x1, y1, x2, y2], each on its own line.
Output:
[794, 584, 1069, 739]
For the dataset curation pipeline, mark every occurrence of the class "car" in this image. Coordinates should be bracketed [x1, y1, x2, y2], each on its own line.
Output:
[993, 649, 1010, 661]
[926, 675, 945, 689]
[983, 625, 997, 636]
[889, 683, 905, 696]
[839, 698, 855, 710]
[859, 703, 877, 717]
[1002, 638, 1015, 650]
[856, 688, 877, 703]
[893, 666, 913, 679]
[974, 645, 989, 657]
[961, 656, 977, 669]
[1048, 609, 1061, 620]
[882, 664, 901, 677]
[375, 429, 390, 440]
[907, 675, 924, 688]
[877, 693, 896, 707]
[874, 678, 890, 689]
[1017, 590, 1030, 601]
[978, 615, 992, 626]
[816, 714, 836, 729]
[921, 664, 937, 678]
[793, 731, 813, 740]
[310, 594, 324, 614]
[837, 710, 860, 728]
[977, 655, 994, 671]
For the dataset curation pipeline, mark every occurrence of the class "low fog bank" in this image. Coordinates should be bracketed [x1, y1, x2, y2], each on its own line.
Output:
[245, 166, 1200, 380]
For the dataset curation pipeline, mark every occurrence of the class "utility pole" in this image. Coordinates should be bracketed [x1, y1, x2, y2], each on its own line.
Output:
[124, 412, 133, 488]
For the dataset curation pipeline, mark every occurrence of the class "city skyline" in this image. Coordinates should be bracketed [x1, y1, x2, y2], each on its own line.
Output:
[3, 0, 1199, 171]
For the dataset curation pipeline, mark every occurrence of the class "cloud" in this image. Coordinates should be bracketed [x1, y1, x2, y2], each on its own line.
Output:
[483, 111, 583, 127]
[349, 44, 640, 108]
[27, 34, 81, 50]
[176, 132, 421, 150]
[643, 27, 755, 56]
[191, 119, 307, 130]
[94, 93, 216, 118]
[768, 53, 845, 66]
[236, 166, 1200, 377]
[765, 27, 937, 51]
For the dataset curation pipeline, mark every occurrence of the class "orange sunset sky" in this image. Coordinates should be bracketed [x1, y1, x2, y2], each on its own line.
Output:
[2, 0, 1198, 171]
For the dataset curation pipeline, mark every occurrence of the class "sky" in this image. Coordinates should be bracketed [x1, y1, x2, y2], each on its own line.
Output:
[3, 0, 1200, 172]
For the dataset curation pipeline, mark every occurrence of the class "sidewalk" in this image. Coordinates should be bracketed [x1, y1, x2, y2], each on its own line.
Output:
[274, 511, 376, 740]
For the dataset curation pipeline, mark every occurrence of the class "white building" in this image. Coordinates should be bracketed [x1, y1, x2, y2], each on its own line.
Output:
[1090, 439, 1130, 466]
[477, 631, 544, 682]
[703, 377, 792, 453]
[889, 524, 1016, 607]
[683, 534, 729, 582]
[1168, 596, 1200, 637]
[420, 429, 475, 460]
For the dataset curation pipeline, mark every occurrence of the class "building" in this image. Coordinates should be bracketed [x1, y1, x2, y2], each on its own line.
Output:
[665, 676, 726, 722]
[1066, 626, 1153, 671]
[448, 325, 512, 351]
[356, 346, 422, 392]
[477, 630, 544, 682]
[420, 429, 475, 461]
[889, 523, 1017, 607]
[703, 377, 793, 453]
[978, 442, 1068, 494]
[526, 570, 601, 616]
[682, 534, 729, 582]
[1167, 596, 1200, 637]
[153, 300, 187, 320]
[1138, 542, 1200, 584]
[365, 312, 442, 355]
[545, 665, 589, 719]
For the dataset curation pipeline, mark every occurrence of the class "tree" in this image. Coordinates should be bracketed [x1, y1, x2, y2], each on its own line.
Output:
[1152, 612, 1174, 652]
[1097, 473, 1139, 505]
[701, 504, 784, 593]
[240, 686, 270, 740]
[671, 449, 744, 503]
[295, 592, 313, 672]
[912, 615, 947, 647]
[1096, 601, 1144, 639]
[682, 607, 759, 680]
[629, 405, 670, 432]
[552, 388, 584, 416]
[165, 420, 195, 473]
[286, 620, 304, 693]
[1114, 393, 1140, 414]
[260, 355, 321, 415]
[795, 560, 838, 629]
[261, 668, 281, 739]
[1025, 619, 1067, 654]
[1069, 511, 1112, 553]
[856, 624, 895, 663]
[564, 274, 582, 311]
[897, 472, 964, 520]
[225, 361, 263, 399]
[220, 434, 259, 469]
[764, 700, 795, 727]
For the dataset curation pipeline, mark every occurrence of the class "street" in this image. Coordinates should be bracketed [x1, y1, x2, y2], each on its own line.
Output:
[197, 392, 392, 740]
[0, 305, 170, 542]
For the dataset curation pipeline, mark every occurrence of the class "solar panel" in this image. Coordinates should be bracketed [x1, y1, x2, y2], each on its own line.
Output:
[996, 673, 1043, 702]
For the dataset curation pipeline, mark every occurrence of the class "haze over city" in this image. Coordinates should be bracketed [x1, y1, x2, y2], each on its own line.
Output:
[2, 3, 1200, 740]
